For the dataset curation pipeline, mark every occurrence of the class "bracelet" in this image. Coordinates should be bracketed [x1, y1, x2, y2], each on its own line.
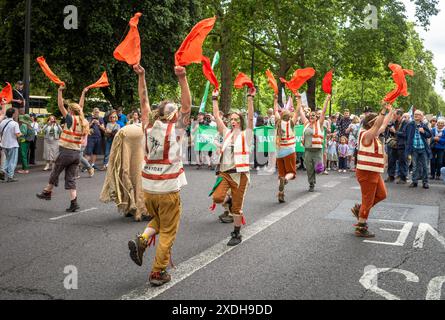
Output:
[247, 94, 254, 98]
[212, 96, 218, 101]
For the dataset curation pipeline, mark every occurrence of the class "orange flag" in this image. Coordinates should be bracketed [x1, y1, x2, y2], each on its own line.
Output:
[280, 67, 315, 94]
[175, 17, 216, 66]
[322, 69, 334, 95]
[36, 56, 65, 86]
[0, 82, 13, 104]
[266, 70, 278, 95]
[384, 63, 414, 104]
[114, 13, 142, 65]
[202, 56, 219, 89]
[87, 72, 110, 89]
[234, 72, 254, 89]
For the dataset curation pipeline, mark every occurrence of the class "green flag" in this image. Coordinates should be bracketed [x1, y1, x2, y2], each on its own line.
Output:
[295, 125, 305, 153]
[194, 125, 218, 151]
[254, 126, 276, 152]
[199, 52, 220, 113]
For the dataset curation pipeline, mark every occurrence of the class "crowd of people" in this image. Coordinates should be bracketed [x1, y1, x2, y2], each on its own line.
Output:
[0, 82, 145, 183]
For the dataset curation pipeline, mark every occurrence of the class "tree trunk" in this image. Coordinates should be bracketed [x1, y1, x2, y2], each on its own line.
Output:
[220, 18, 232, 114]
[307, 76, 316, 110]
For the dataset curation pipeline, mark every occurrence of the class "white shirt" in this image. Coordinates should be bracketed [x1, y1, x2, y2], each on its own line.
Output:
[31, 122, 40, 135]
[0, 118, 20, 148]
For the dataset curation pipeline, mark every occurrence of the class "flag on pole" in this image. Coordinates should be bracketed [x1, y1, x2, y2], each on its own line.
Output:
[199, 51, 220, 113]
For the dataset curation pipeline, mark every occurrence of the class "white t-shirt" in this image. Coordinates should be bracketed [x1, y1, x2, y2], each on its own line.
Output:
[0, 118, 20, 148]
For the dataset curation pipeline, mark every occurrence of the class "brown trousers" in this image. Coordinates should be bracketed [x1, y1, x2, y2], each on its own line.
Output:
[356, 169, 387, 220]
[277, 152, 297, 178]
[144, 192, 182, 272]
[212, 172, 248, 216]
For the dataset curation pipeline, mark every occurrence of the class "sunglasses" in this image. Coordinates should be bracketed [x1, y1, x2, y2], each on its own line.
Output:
[230, 117, 241, 123]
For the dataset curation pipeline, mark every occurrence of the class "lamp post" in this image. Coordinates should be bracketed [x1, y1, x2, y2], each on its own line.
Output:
[23, 0, 31, 114]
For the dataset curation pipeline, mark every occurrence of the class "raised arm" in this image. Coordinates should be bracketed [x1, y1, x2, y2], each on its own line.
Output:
[79, 87, 89, 110]
[212, 90, 227, 134]
[133, 64, 151, 129]
[247, 86, 256, 130]
[293, 94, 301, 124]
[58, 86, 68, 117]
[319, 94, 331, 126]
[299, 101, 308, 124]
[363, 103, 392, 145]
[378, 108, 394, 135]
[274, 95, 281, 121]
[0, 98, 7, 122]
[175, 66, 192, 129]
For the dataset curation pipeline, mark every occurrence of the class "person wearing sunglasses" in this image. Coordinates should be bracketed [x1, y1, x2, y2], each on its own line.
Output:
[211, 86, 255, 246]
[299, 94, 331, 192]
[273, 94, 300, 203]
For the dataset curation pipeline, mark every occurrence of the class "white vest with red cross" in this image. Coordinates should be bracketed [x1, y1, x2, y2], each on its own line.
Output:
[59, 115, 83, 151]
[357, 129, 385, 173]
[278, 120, 296, 149]
[302, 120, 324, 149]
[142, 120, 187, 193]
[220, 129, 250, 173]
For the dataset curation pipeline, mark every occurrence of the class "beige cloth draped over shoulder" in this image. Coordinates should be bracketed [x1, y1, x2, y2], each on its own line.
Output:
[100, 124, 147, 220]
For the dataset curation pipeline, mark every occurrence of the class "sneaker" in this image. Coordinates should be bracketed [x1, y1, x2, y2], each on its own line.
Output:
[278, 191, 285, 203]
[149, 270, 171, 287]
[385, 176, 395, 183]
[409, 182, 418, 188]
[43, 164, 50, 171]
[219, 211, 234, 224]
[87, 167, 95, 177]
[128, 234, 148, 267]
[423, 183, 429, 189]
[227, 232, 242, 246]
[6, 177, 18, 183]
[323, 170, 329, 175]
[36, 190, 51, 200]
[351, 203, 361, 220]
[355, 223, 375, 238]
[278, 177, 286, 192]
[66, 199, 80, 212]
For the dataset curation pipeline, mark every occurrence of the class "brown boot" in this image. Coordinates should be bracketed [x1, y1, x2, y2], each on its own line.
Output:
[149, 270, 171, 286]
[278, 191, 285, 203]
[355, 223, 375, 238]
[128, 234, 149, 266]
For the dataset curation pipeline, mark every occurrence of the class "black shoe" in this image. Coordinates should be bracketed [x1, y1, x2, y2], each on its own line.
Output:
[355, 223, 375, 238]
[0, 171, 5, 181]
[385, 176, 395, 183]
[6, 177, 18, 183]
[423, 183, 429, 189]
[66, 199, 80, 212]
[128, 234, 148, 266]
[219, 211, 234, 223]
[36, 190, 52, 200]
[309, 185, 315, 192]
[227, 232, 242, 246]
[409, 182, 418, 188]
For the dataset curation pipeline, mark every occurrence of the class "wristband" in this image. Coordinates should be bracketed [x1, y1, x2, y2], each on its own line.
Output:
[247, 94, 254, 98]
[212, 96, 218, 101]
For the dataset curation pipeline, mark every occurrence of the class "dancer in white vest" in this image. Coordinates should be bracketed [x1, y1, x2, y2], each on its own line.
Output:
[274, 94, 300, 203]
[127, 64, 191, 287]
[299, 94, 331, 192]
[211, 87, 255, 246]
[36, 85, 89, 212]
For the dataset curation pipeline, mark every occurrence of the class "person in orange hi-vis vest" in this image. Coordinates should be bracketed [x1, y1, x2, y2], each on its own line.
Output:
[211, 86, 255, 247]
[36, 85, 90, 212]
[273, 94, 300, 203]
[352, 103, 394, 237]
[127, 64, 191, 287]
[298, 94, 332, 192]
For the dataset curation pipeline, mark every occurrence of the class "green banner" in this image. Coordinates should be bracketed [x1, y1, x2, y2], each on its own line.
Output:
[295, 125, 305, 153]
[254, 126, 276, 152]
[194, 125, 218, 151]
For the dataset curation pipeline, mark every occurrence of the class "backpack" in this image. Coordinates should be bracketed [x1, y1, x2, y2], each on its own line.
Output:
[24, 126, 36, 142]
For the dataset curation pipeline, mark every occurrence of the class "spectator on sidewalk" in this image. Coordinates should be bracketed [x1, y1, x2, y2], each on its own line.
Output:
[386, 109, 409, 184]
[406, 110, 432, 189]
[29, 114, 40, 165]
[17, 114, 34, 174]
[430, 118, 445, 180]
[102, 111, 120, 170]
[128, 110, 141, 125]
[42, 116, 62, 171]
[85, 108, 105, 169]
[0, 108, 22, 182]
[336, 109, 352, 140]
[116, 107, 128, 128]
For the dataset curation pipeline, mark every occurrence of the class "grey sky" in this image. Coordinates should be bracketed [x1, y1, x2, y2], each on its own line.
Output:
[402, 0, 445, 98]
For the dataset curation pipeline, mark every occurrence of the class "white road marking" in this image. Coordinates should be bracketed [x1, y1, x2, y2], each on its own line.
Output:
[50, 207, 99, 221]
[322, 181, 342, 188]
[120, 192, 321, 300]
